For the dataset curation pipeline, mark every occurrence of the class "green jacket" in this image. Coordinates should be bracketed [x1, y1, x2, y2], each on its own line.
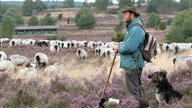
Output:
[118, 18, 145, 70]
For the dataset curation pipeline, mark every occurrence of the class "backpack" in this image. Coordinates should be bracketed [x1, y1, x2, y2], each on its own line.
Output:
[130, 23, 157, 62]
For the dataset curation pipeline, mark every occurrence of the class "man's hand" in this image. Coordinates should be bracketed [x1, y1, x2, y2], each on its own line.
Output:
[113, 44, 118, 53]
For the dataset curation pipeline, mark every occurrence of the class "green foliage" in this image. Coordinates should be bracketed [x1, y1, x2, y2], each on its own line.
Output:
[146, 0, 174, 13]
[118, 0, 134, 9]
[40, 13, 56, 25]
[114, 20, 124, 33]
[67, 17, 70, 24]
[146, 12, 161, 28]
[5, 7, 24, 25]
[166, 9, 192, 43]
[33, 0, 47, 12]
[60, 35, 66, 41]
[107, 8, 119, 14]
[0, 15, 16, 39]
[0, 3, 8, 22]
[167, 18, 173, 25]
[180, 0, 192, 10]
[58, 13, 63, 20]
[95, 0, 109, 12]
[28, 15, 39, 26]
[112, 32, 125, 42]
[47, 35, 58, 40]
[159, 21, 166, 30]
[63, 0, 74, 8]
[75, 7, 96, 29]
[22, 0, 33, 16]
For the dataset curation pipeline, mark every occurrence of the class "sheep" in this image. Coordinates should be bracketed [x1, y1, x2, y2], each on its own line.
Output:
[44, 62, 64, 75]
[0, 51, 7, 61]
[19, 67, 37, 76]
[9, 39, 22, 47]
[172, 56, 192, 67]
[76, 48, 88, 59]
[0, 60, 14, 73]
[0, 38, 9, 45]
[22, 39, 36, 46]
[50, 43, 60, 52]
[95, 46, 113, 57]
[87, 41, 97, 49]
[78, 41, 88, 47]
[34, 52, 49, 68]
[63, 41, 71, 49]
[9, 54, 30, 67]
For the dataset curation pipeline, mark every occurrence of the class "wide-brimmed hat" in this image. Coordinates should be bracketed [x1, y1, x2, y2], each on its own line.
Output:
[122, 6, 140, 16]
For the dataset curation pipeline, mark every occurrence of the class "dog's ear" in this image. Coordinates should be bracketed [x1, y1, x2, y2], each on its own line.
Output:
[160, 69, 167, 75]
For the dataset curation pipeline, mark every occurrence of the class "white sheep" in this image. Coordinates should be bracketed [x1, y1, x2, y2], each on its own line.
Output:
[22, 39, 36, 46]
[9, 39, 22, 47]
[34, 52, 49, 68]
[50, 43, 60, 52]
[0, 51, 7, 61]
[44, 62, 64, 75]
[76, 48, 88, 59]
[9, 54, 30, 67]
[172, 56, 192, 67]
[0, 38, 9, 45]
[19, 67, 37, 76]
[0, 60, 14, 73]
[87, 41, 97, 49]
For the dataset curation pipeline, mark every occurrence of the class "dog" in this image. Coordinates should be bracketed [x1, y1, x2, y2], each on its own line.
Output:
[148, 70, 182, 106]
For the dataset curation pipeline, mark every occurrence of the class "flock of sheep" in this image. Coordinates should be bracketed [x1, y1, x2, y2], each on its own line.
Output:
[0, 37, 192, 78]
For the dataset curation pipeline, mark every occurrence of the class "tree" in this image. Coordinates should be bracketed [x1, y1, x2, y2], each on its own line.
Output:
[95, 0, 109, 12]
[28, 15, 39, 26]
[118, 0, 134, 9]
[166, 8, 192, 43]
[63, 0, 74, 8]
[22, 0, 33, 16]
[33, 0, 47, 12]
[180, 0, 192, 10]
[146, 0, 174, 13]
[159, 21, 166, 30]
[0, 15, 16, 39]
[146, 12, 161, 28]
[75, 7, 96, 29]
[40, 13, 56, 25]
[0, 3, 8, 22]
[5, 8, 24, 25]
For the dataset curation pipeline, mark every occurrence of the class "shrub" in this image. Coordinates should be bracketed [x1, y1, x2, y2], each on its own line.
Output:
[47, 35, 58, 40]
[75, 7, 96, 29]
[28, 15, 39, 26]
[146, 12, 161, 28]
[158, 21, 166, 30]
[107, 8, 119, 14]
[167, 18, 173, 25]
[67, 17, 70, 24]
[166, 8, 192, 42]
[58, 13, 63, 20]
[114, 20, 124, 33]
[112, 32, 125, 42]
[59, 35, 66, 41]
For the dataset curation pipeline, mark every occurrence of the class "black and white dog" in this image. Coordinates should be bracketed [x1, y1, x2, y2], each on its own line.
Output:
[148, 70, 182, 106]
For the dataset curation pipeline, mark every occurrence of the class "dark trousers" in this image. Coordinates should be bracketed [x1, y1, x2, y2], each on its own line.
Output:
[124, 68, 142, 99]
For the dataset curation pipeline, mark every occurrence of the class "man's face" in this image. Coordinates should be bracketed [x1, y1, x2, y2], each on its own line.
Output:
[122, 12, 133, 23]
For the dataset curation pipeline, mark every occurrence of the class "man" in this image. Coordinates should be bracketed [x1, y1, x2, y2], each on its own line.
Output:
[113, 6, 148, 107]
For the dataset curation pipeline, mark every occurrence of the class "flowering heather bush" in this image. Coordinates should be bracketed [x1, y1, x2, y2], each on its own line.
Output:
[0, 60, 192, 108]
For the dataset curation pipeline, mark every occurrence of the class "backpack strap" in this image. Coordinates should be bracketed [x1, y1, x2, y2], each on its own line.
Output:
[130, 23, 145, 32]
[129, 23, 145, 63]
